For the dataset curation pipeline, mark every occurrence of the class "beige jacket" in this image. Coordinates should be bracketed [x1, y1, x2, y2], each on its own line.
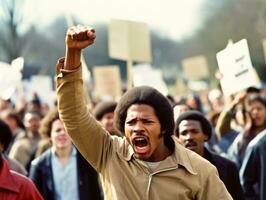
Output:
[56, 59, 232, 200]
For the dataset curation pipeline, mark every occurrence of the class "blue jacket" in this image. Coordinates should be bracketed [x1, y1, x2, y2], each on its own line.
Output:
[29, 148, 102, 200]
[240, 130, 266, 200]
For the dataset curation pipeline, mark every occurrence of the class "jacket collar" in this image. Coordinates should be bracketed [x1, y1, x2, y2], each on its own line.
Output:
[0, 158, 20, 193]
[118, 136, 197, 175]
[173, 139, 198, 175]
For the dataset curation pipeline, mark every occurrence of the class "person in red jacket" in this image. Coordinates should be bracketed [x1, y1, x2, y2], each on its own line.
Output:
[0, 151, 43, 200]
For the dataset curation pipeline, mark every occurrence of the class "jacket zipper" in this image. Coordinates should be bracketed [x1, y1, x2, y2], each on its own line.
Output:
[145, 166, 179, 199]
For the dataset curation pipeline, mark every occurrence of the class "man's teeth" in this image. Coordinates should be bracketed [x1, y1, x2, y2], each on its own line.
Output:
[135, 138, 145, 141]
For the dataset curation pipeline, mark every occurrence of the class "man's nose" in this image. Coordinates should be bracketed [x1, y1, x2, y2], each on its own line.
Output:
[133, 121, 144, 132]
[184, 132, 194, 140]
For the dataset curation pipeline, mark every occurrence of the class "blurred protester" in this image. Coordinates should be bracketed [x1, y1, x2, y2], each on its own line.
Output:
[240, 128, 266, 200]
[26, 93, 43, 117]
[214, 92, 246, 153]
[207, 110, 220, 128]
[29, 108, 102, 200]
[55, 25, 232, 199]
[173, 102, 191, 121]
[208, 89, 224, 113]
[0, 154, 44, 200]
[246, 86, 261, 97]
[175, 111, 244, 200]
[205, 110, 224, 154]
[186, 93, 204, 113]
[0, 109, 26, 154]
[0, 119, 27, 175]
[166, 94, 175, 106]
[9, 111, 41, 170]
[0, 98, 13, 112]
[93, 101, 121, 136]
[228, 94, 266, 168]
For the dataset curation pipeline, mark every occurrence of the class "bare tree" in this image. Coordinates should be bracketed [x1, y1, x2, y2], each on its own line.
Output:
[0, 0, 24, 62]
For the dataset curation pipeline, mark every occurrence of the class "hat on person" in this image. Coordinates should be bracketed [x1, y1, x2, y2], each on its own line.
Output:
[175, 110, 212, 140]
[93, 101, 117, 120]
[114, 86, 174, 137]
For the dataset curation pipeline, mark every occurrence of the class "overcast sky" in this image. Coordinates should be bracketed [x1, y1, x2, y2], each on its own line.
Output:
[22, 0, 205, 40]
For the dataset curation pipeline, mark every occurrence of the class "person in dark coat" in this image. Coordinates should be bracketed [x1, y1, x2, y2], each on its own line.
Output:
[175, 110, 244, 200]
[29, 108, 102, 200]
[240, 128, 266, 200]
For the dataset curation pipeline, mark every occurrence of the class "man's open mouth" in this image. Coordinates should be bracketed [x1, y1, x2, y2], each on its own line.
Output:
[132, 136, 149, 154]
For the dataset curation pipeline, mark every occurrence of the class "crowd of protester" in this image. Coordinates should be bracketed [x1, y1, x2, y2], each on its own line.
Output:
[0, 25, 266, 199]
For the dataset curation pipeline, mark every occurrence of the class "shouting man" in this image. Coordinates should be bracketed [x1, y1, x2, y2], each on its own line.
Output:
[55, 25, 232, 199]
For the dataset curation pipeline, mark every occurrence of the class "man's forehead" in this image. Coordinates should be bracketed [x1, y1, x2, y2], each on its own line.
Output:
[179, 119, 201, 129]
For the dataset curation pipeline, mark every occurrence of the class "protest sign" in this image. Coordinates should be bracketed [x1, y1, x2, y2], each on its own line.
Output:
[29, 75, 55, 106]
[108, 19, 151, 62]
[93, 65, 122, 99]
[181, 55, 209, 80]
[216, 39, 260, 96]
[175, 79, 188, 95]
[109, 19, 152, 89]
[132, 64, 168, 96]
[0, 58, 23, 100]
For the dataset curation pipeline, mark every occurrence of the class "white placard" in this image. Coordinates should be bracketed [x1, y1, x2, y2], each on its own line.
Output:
[29, 75, 55, 106]
[108, 19, 151, 62]
[0, 61, 22, 100]
[11, 57, 24, 72]
[132, 64, 168, 96]
[216, 39, 260, 96]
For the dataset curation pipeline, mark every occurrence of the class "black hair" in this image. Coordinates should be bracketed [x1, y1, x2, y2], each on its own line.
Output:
[93, 101, 117, 120]
[175, 110, 212, 140]
[247, 94, 266, 108]
[114, 86, 175, 146]
[0, 119, 12, 152]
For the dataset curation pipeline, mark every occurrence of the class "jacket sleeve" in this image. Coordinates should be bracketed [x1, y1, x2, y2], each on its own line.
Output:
[56, 59, 114, 172]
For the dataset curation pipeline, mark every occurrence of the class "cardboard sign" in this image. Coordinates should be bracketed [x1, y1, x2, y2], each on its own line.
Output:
[216, 39, 260, 96]
[93, 65, 122, 99]
[175, 79, 188, 95]
[132, 64, 168, 95]
[262, 39, 266, 64]
[181, 55, 209, 80]
[108, 19, 151, 62]
[0, 61, 22, 100]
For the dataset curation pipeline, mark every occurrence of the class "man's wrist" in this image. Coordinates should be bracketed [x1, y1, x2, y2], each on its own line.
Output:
[64, 47, 81, 70]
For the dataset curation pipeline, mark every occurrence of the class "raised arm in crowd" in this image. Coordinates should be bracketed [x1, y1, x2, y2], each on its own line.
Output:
[55, 25, 232, 200]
